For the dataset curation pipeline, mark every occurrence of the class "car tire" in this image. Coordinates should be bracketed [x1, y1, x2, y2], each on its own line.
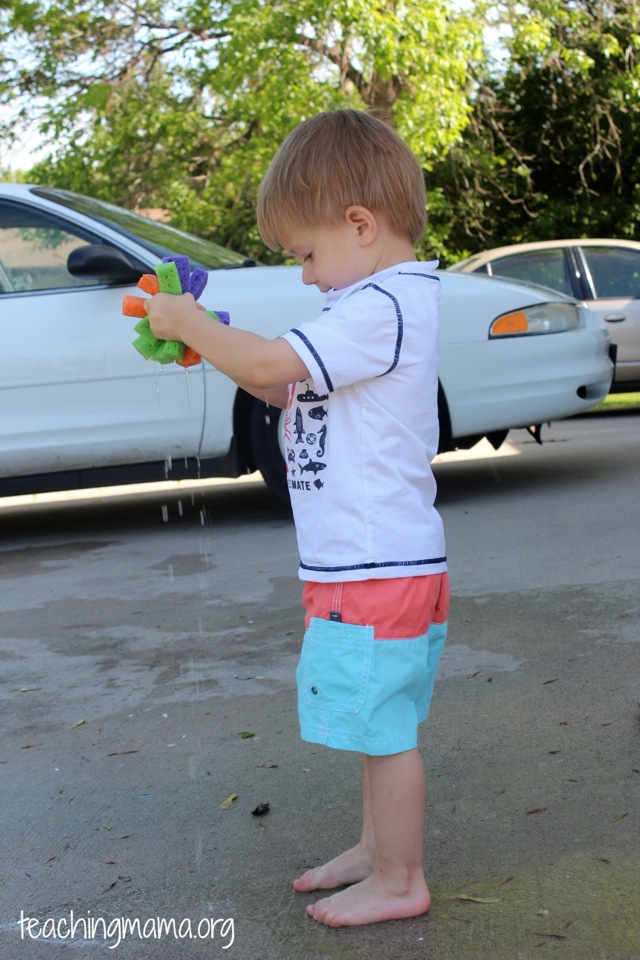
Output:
[437, 382, 453, 453]
[249, 400, 291, 506]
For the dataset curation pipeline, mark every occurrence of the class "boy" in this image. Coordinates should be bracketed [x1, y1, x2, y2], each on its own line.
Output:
[146, 109, 449, 928]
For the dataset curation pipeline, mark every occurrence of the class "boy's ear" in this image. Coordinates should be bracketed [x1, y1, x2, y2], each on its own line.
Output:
[344, 205, 378, 245]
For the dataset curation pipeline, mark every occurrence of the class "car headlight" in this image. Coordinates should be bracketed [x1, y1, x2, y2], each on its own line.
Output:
[489, 303, 582, 337]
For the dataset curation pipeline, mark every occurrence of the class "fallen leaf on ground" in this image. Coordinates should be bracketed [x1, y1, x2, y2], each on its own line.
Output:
[239, 731, 255, 739]
[526, 807, 547, 815]
[220, 793, 238, 809]
[251, 802, 270, 817]
[456, 894, 500, 904]
[68, 720, 86, 730]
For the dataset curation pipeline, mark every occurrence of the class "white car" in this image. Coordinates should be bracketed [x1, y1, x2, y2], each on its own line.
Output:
[0, 184, 614, 502]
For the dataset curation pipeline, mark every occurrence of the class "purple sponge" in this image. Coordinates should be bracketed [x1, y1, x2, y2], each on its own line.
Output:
[189, 267, 209, 300]
[162, 255, 191, 293]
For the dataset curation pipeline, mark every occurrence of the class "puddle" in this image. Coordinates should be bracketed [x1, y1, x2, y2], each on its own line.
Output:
[439, 643, 524, 678]
[0, 541, 117, 578]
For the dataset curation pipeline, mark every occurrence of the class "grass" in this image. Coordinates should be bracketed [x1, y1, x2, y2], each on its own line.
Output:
[595, 391, 640, 411]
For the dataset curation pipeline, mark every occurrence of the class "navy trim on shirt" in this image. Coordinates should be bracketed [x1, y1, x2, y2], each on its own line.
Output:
[289, 328, 334, 393]
[361, 282, 403, 375]
[398, 271, 441, 283]
[300, 556, 447, 574]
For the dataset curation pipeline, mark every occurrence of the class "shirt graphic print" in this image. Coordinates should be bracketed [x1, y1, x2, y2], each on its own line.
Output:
[285, 382, 329, 492]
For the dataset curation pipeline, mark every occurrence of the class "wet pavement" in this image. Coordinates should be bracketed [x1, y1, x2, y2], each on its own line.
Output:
[0, 413, 639, 959]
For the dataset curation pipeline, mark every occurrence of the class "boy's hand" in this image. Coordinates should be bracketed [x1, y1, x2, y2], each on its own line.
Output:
[146, 291, 204, 342]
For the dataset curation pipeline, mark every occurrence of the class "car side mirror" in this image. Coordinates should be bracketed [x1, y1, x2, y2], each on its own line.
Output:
[67, 244, 146, 284]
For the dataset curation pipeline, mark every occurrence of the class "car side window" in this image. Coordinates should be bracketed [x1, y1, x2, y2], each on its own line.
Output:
[0, 199, 105, 293]
[488, 249, 574, 296]
[581, 246, 640, 300]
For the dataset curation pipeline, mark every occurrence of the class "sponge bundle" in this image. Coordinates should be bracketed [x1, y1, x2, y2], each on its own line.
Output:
[123, 255, 229, 367]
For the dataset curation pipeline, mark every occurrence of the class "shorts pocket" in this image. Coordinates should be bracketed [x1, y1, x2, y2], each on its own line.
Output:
[297, 617, 374, 714]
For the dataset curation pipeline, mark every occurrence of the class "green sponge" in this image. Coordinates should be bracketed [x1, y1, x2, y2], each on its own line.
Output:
[131, 260, 189, 365]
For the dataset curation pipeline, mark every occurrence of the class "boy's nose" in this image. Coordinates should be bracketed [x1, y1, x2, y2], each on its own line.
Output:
[301, 262, 316, 286]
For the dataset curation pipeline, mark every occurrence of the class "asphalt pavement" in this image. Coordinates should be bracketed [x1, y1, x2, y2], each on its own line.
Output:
[0, 411, 638, 960]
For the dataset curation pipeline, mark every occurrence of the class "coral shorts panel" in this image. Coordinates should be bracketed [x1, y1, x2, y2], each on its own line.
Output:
[296, 616, 448, 756]
[302, 572, 449, 638]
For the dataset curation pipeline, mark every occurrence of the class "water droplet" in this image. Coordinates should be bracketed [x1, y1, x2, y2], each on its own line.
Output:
[183, 367, 193, 415]
[161, 504, 169, 522]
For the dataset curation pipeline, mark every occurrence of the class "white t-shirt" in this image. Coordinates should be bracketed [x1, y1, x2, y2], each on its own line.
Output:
[281, 261, 446, 582]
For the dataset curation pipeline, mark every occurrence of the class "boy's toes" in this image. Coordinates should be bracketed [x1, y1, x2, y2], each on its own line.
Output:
[306, 895, 340, 927]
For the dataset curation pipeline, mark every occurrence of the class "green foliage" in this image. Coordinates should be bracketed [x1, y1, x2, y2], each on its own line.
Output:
[3, 0, 639, 264]
[429, 0, 640, 264]
[1, 0, 481, 261]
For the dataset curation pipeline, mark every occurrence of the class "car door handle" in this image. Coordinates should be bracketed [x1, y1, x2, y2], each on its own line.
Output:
[603, 314, 625, 322]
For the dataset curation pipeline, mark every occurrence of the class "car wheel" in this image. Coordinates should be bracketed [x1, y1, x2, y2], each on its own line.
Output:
[249, 400, 291, 505]
[437, 382, 453, 453]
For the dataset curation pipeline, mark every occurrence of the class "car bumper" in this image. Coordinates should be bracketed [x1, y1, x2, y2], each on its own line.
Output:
[440, 328, 613, 437]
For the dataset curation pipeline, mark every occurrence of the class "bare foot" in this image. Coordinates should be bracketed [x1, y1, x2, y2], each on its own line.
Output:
[293, 843, 375, 892]
[305, 873, 431, 927]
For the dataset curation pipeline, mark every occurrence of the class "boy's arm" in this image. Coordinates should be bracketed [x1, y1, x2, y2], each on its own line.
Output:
[146, 292, 309, 394]
[235, 382, 291, 410]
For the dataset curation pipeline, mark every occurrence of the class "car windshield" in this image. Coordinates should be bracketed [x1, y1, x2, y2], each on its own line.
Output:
[489, 249, 575, 297]
[31, 187, 253, 270]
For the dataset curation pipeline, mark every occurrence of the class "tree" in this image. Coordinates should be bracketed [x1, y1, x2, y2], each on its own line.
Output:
[0, 0, 483, 259]
[429, 0, 640, 263]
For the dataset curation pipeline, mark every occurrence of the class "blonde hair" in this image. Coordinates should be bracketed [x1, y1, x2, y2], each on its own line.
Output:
[256, 110, 426, 249]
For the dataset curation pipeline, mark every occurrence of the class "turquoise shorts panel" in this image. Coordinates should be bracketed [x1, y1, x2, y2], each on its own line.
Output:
[296, 617, 448, 756]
